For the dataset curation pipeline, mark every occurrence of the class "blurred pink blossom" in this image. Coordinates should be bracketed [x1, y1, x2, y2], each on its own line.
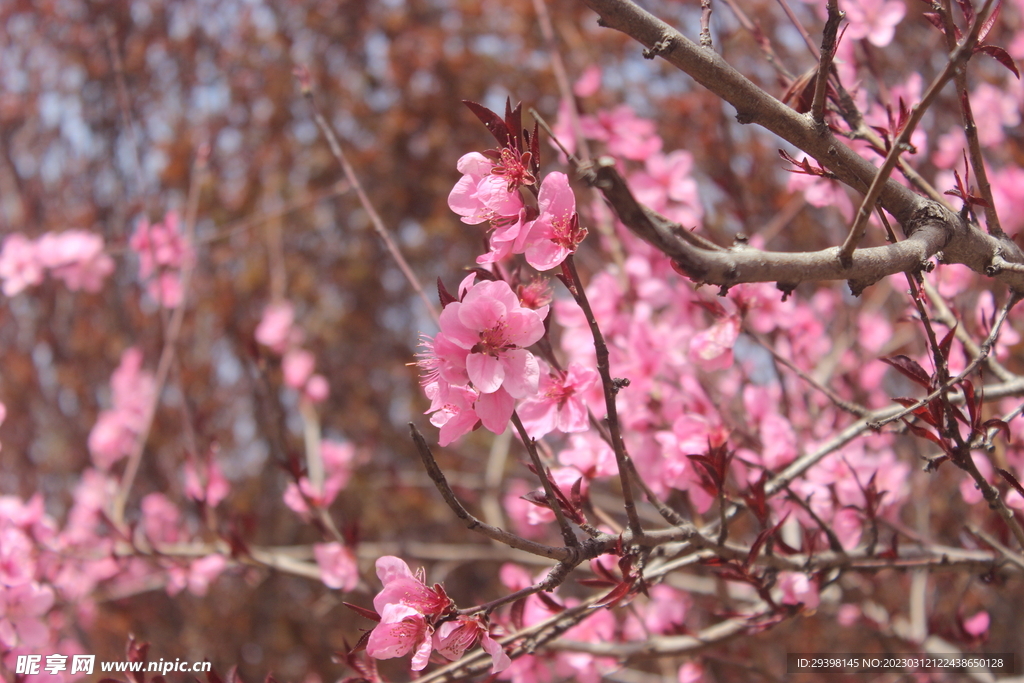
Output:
[87, 348, 157, 469]
[36, 231, 114, 293]
[844, 0, 906, 47]
[255, 302, 298, 353]
[313, 542, 358, 591]
[0, 234, 44, 296]
[130, 211, 193, 307]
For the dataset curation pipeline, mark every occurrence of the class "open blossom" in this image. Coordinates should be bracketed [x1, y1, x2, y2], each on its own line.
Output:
[517, 362, 598, 439]
[367, 603, 434, 670]
[372, 556, 450, 618]
[0, 231, 114, 296]
[523, 172, 586, 271]
[441, 279, 546, 396]
[367, 556, 450, 670]
[449, 152, 531, 265]
[434, 615, 511, 673]
[0, 582, 55, 649]
[0, 234, 44, 296]
[419, 278, 547, 442]
[283, 439, 356, 514]
[449, 152, 526, 225]
[313, 542, 359, 591]
[255, 301, 299, 353]
[580, 104, 662, 160]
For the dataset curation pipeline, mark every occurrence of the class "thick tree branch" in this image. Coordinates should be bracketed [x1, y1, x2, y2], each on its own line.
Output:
[585, 157, 1024, 294]
[580, 0, 1024, 294]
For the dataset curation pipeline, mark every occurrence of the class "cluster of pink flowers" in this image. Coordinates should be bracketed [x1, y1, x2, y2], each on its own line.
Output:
[130, 211, 193, 308]
[419, 275, 549, 444]
[87, 347, 157, 470]
[365, 556, 510, 673]
[255, 300, 330, 402]
[282, 439, 356, 516]
[0, 230, 114, 297]
[449, 158, 586, 270]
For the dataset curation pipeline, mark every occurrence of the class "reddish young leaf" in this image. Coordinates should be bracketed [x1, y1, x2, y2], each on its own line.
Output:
[977, 0, 1003, 42]
[592, 580, 635, 609]
[343, 602, 382, 623]
[463, 100, 511, 148]
[892, 397, 940, 428]
[983, 418, 1011, 443]
[437, 277, 457, 308]
[744, 526, 774, 570]
[742, 472, 770, 526]
[939, 324, 958, 359]
[877, 533, 901, 560]
[881, 355, 932, 388]
[902, 418, 951, 453]
[996, 468, 1024, 499]
[975, 45, 1021, 78]
[509, 597, 526, 631]
[536, 591, 565, 613]
[955, 0, 975, 26]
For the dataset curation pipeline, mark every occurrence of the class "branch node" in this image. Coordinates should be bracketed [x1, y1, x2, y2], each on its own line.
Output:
[642, 36, 675, 59]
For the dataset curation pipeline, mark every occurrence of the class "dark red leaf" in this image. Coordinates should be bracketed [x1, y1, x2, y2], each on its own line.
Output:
[343, 602, 381, 623]
[437, 277, 457, 308]
[902, 419, 950, 452]
[578, 577, 617, 588]
[744, 527, 774, 569]
[939, 324, 958, 359]
[529, 120, 541, 173]
[977, 0, 1003, 42]
[536, 591, 565, 613]
[955, 0, 975, 26]
[510, 597, 526, 631]
[463, 100, 511, 147]
[881, 355, 932, 388]
[593, 580, 633, 609]
[742, 472, 770, 526]
[922, 11, 947, 32]
[877, 533, 900, 560]
[983, 418, 1011, 443]
[997, 468, 1024, 498]
[892, 397, 940, 427]
[975, 44, 1020, 78]
[504, 98, 522, 149]
[961, 379, 980, 431]
[591, 558, 619, 584]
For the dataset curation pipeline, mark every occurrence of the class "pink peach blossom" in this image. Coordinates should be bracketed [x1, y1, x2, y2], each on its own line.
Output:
[523, 173, 585, 270]
[313, 542, 359, 591]
[0, 234, 44, 296]
[517, 362, 598, 439]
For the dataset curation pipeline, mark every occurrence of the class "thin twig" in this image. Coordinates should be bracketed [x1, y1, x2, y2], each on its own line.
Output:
[409, 423, 572, 561]
[296, 67, 439, 324]
[510, 412, 581, 549]
[967, 526, 1024, 569]
[936, 0, 1004, 237]
[838, 0, 998, 264]
[874, 292, 1022, 428]
[748, 328, 870, 417]
[810, 0, 843, 125]
[699, 0, 714, 49]
[774, 0, 819, 58]
[564, 255, 643, 537]
[112, 144, 208, 526]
